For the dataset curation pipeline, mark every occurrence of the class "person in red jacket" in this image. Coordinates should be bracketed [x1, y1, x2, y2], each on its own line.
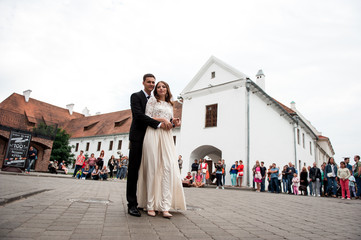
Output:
[237, 160, 244, 187]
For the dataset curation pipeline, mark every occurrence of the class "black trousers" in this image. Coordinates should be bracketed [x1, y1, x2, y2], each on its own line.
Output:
[287, 175, 293, 193]
[126, 140, 143, 208]
[108, 167, 114, 178]
[216, 173, 223, 186]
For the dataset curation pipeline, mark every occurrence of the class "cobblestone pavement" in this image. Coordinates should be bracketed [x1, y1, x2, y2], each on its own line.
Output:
[0, 173, 360, 240]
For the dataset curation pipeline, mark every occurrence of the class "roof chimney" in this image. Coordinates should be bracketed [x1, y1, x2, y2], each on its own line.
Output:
[290, 101, 296, 110]
[82, 107, 90, 117]
[66, 103, 75, 115]
[255, 70, 265, 91]
[23, 89, 32, 102]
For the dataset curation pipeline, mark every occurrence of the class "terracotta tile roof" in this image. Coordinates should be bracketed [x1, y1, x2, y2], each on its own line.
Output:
[272, 98, 295, 114]
[0, 92, 184, 138]
[318, 135, 329, 140]
[0, 93, 84, 133]
[0, 93, 83, 126]
[64, 101, 184, 138]
[62, 110, 132, 138]
[318, 135, 335, 155]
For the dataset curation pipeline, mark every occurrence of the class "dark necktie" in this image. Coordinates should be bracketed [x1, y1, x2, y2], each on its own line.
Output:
[146, 96, 150, 100]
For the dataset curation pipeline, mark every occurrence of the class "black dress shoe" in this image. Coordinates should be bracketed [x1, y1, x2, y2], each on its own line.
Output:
[128, 206, 141, 217]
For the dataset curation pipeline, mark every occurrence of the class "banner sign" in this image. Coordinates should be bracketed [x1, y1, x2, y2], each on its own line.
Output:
[4, 131, 32, 168]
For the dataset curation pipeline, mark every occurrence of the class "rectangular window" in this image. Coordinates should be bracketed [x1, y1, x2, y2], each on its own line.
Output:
[109, 141, 113, 151]
[97, 142, 101, 151]
[297, 129, 300, 145]
[211, 71, 215, 79]
[118, 140, 122, 150]
[205, 104, 218, 127]
[302, 133, 305, 148]
[310, 142, 312, 155]
[173, 136, 176, 145]
[75, 143, 79, 152]
[86, 142, 90, 152]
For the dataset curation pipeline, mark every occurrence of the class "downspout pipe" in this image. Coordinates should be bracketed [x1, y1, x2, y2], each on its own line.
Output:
[246, 79, 251, 187]
[314, 139, 317, 166]
[293, 116, 299, 171]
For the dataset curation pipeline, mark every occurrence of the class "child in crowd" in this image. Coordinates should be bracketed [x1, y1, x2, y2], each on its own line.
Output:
[92, 165, 100, 180]
[349, 174, 356, 198]
[193, 170, 205, 188]
[337, 161, 351, 200]
[81, 163, 91, 179]
[182, 172, 193, 187]
[75, 168, 82, 179]
[292, 173, 299, 195]
[100, 166, 108, 180]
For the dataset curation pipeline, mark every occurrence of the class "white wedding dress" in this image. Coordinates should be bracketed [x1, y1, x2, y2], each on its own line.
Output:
[137, 96, 186, 211]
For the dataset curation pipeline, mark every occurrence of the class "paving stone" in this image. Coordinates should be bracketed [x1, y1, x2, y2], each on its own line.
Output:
[41, 230, 73, 236]
[7, 231, 42, 238]
[130, 233, 159, 239]
[101, 236, 131, 240]
[47, 225, 76, 231]
[37, 236, 70, 240]
[70, 233, 102, 239]
[1, 173, 361, 240]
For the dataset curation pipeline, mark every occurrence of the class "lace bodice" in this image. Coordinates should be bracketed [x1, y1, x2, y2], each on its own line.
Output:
[145, 96, 173, 120]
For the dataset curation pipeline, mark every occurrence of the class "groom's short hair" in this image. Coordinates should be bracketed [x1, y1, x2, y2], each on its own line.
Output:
[143, 73, 156, 82]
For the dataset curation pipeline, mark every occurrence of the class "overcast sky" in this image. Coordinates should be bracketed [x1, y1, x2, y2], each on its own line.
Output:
[0, 0, 360, 162]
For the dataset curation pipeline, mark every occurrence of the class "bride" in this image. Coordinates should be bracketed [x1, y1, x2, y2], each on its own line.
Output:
[137, 81, 186, 218]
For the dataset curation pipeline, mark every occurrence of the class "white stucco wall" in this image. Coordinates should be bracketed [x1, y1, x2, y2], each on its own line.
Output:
[70, 128, 182, 170]
[69, 133, 130, 168]
[179, 84, 247, 184]
[248, 90, 295, 185]
[295, 126, 316, 171]
[317, 140, 333, 160]
[192, 63, 243, 91]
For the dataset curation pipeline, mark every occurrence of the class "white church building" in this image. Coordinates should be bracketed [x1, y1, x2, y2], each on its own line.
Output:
[66, 56, 334, 186]
[177, 56, 334, 186]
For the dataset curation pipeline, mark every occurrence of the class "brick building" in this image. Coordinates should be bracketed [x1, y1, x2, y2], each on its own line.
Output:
[0, 91, 182, 172]
[0, 91, 83, 172]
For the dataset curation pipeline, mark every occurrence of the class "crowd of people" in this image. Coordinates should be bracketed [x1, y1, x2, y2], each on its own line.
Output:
[260, 155, 361, 200]
[183, 155, 361, 200]
[48, 160, 68, 174]
[71, 150, 129, 181]
[51, 148, 361, 201]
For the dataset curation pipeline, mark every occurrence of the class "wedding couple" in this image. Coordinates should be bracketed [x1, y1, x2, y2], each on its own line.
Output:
[126, 73, 186, 218]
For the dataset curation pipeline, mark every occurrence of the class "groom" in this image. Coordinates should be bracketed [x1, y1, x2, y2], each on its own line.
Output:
[127, 73, 173, 217]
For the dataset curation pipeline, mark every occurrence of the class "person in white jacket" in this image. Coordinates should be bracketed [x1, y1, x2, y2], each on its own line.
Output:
[337, 161, 351, 200]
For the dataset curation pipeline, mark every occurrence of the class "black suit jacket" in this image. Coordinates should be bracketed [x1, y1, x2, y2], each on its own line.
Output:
[129, 91, 160, 142]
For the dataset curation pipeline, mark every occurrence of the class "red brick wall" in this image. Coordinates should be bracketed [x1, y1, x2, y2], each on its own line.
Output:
[0, 129, 10, 168]
[28, 136, 54, 172]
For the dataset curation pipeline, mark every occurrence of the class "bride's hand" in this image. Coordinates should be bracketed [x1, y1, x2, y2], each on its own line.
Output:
[162, 119, 173, 130]
[172, 118, 181, 127]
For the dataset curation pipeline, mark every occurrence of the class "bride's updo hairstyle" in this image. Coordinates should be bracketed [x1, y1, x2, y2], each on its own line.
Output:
[154, 81, 173, 106]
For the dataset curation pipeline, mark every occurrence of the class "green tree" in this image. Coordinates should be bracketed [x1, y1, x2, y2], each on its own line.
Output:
[32, 122, 56, 138]
[50, 128, 74, 166]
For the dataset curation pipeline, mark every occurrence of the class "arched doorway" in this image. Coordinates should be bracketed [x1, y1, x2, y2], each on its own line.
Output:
[189, 145, 222, 174]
